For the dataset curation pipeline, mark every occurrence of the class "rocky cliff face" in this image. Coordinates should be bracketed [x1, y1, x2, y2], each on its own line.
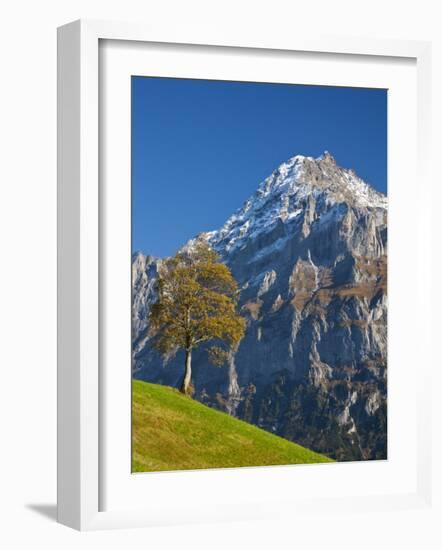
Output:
[132, 152, 387, 461]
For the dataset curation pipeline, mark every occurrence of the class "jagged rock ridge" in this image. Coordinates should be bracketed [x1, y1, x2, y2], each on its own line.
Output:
[132, 152, 387, 461]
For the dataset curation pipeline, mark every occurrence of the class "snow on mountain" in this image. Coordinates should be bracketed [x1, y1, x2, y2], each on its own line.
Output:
[186, 152, 386, 258]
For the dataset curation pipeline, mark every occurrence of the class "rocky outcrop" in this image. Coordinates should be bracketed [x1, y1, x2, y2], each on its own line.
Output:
[132, 152, 388, 461]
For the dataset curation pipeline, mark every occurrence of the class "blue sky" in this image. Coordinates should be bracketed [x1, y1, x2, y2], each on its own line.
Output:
[132, 77, 387, 257]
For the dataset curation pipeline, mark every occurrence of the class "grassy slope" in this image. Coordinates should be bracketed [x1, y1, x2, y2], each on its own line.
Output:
[132, 380, 333, 472]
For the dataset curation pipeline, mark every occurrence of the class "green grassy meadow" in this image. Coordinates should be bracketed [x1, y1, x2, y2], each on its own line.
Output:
[132, 380, 333, 472]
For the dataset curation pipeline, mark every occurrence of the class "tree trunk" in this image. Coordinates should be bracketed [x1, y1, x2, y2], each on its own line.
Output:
[180, 348, 192, 395]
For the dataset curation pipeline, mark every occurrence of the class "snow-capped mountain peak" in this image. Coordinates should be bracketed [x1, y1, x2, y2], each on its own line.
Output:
[199, 152, 386, 255]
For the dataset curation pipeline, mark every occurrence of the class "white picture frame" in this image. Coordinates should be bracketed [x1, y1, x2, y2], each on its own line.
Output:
[57, 19, 432, 531]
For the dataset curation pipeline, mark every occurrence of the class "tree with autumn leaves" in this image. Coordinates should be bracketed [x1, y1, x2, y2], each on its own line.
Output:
[149, 243, 246, 396]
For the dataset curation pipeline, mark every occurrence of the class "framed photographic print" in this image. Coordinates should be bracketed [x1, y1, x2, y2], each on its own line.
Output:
[130, 77, 387, 470]
[57, 19, 432, 530]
